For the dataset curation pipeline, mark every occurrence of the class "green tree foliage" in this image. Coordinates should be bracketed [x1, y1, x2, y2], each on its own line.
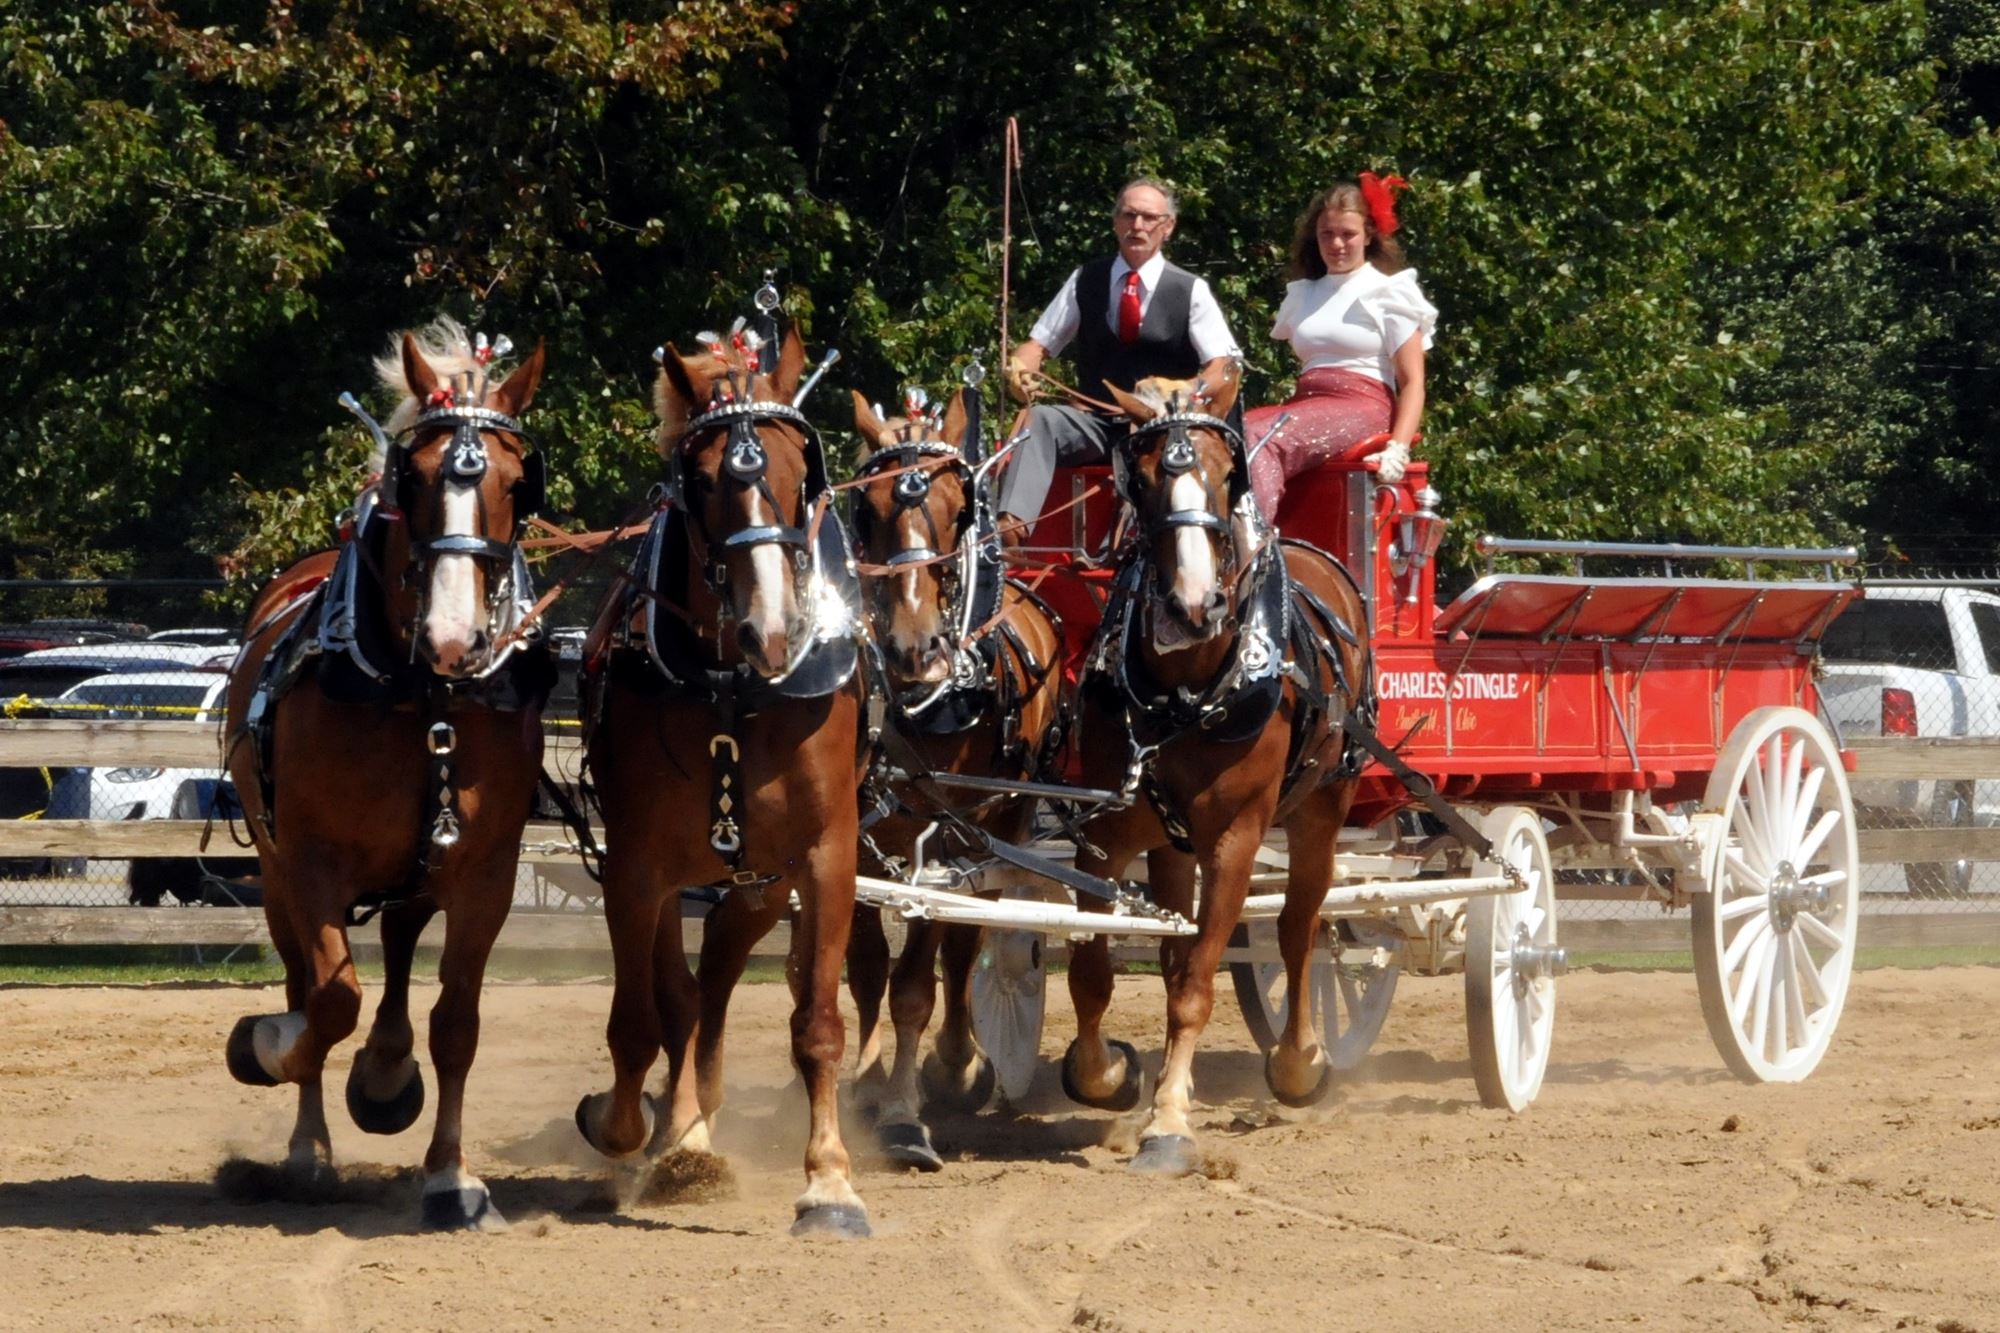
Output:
[2, 0, 1995, 591]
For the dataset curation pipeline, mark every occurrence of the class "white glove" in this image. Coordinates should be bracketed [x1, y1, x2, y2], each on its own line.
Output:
[1375, 438, 1412, 484]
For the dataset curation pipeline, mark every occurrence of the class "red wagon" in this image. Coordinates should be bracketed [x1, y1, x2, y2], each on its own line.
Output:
[958, 454, 1863, 1111]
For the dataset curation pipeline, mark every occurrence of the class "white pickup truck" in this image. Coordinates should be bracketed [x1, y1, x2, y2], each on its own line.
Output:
[1818, 583, 2000, 893]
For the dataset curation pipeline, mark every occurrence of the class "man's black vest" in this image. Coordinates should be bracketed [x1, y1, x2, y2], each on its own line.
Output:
[1072, 257, 1202, 411]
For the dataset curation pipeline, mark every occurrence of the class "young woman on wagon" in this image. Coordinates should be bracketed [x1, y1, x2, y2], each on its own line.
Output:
[1244, 173, 1438, 520]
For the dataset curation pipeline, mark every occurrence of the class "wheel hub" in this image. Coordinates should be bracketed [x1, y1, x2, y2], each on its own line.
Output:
[1767, 860, 1829, 931]
[1509, 924, 1568, 995]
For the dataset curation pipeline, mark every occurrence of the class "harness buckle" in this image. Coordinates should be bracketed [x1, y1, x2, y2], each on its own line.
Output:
[730, 868, 767, 886]
[710, 817, 743, 856]
[427, 721, 457, 756]
[709, 734, 740, 761]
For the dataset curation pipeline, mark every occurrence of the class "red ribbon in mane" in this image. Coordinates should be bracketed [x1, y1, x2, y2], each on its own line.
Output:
[1358, 171, 1408, 237]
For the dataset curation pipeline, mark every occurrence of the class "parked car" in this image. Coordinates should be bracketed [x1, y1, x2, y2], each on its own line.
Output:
[1819, 584, 2000, 895]
[0, 643, 235, 708]
[42, 669, 229, 812]
[145, 628, 241, 649]
[2, 647, 233, 877]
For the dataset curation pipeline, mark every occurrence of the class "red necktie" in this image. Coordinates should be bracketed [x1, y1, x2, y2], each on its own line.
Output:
[1118, 270, 1142, 345]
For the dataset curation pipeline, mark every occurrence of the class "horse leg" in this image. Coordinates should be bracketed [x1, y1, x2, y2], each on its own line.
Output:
[922, 921, 995, 1112]
[416, 875, 512, 1231]
[346, 897, 435, 1136]
[1267, 793, 1342, 1106]
[872, 919, 944, 1171]
[1131, 825, 1258, 1176]
[1061, 834, 1143, 1112]
[788, 841, 871, 1238]
[225, 873, 363, 1191]
[650, 893, 703, 1155]
[847, 905, 891, 1108]
[678, 886, 788, 1153]
[576, 857, 665, 1160]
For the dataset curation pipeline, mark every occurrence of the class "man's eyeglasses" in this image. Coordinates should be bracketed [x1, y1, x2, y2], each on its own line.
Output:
[1116, 209, 1172, 226]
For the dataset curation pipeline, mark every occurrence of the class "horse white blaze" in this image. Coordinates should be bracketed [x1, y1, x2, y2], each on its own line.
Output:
[740, 487, 791, 647]
[424, 484, 483, 669]
[1168, 472, 1216, 623]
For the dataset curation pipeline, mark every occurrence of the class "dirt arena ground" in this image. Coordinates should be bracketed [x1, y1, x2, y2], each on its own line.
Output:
[1, 966, 1996, 1332]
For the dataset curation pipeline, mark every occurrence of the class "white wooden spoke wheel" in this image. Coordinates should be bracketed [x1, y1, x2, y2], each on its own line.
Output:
[1693, 707, 1859, 1083]
[969, 927, 1045, 1102]
[1228, 918, 1401, 1070]
[1465, 806, 1562, 1112]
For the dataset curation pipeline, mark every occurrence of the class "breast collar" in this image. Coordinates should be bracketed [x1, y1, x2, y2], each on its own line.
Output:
[1090, 535, 1289, 743]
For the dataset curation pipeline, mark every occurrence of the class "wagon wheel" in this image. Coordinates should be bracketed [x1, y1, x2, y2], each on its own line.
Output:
[1465, 806, 1562, 1112]
[1692, 706, 1858, 1083]
[969, 927, 1045, 1103]
[1228, 919, 1401, 1069]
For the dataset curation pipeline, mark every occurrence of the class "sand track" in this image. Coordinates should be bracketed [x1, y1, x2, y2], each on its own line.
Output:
[2, 967, 1996, 1331]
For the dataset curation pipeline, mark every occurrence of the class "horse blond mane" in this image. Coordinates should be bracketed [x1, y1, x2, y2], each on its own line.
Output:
[1131, 375, 1200, 415]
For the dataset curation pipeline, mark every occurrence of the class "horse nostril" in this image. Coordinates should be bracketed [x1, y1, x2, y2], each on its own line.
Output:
[736, 622, 764, 659]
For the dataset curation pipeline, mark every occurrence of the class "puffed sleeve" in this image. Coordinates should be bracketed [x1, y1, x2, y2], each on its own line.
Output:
[1268, 279, 1308, 341]
[1368, 268, 1439, 353]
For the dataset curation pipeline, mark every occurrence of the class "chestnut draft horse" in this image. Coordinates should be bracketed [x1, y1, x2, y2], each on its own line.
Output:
[843, 386, 1065, 1171]
[573, 324, 873, 1236]
[222, 323, 553, 1230]
[1062, 364, 1374, 1175]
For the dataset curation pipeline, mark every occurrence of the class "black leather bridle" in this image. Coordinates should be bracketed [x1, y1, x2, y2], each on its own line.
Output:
[1114, 408, 1251, 593]
[671, 394, 828, 598]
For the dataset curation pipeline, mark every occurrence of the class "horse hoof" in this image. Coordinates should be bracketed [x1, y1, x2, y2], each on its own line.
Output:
[1129, 1133, 1199, 1178]
[1264, 1047, 1336, 1110]
[790, 1203, 872, 1239]
[225, 1015, 280, 1087]
[1060, 1038, 1144, 1113]
[278, 1156, 340, 1204]
[574, 1091, 659, 1160]
[421, 1171, 508, 1233]
[919, 1051, 997, 1116]
[345, 1057, 426, 1136]
[878, 1121, 944, 1173]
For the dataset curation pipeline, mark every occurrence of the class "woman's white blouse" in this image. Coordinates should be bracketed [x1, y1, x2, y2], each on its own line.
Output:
[1269, 264, 1438, 390]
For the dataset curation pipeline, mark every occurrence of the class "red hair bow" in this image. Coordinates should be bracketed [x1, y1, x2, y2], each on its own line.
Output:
[1358, 171, 1409, 237]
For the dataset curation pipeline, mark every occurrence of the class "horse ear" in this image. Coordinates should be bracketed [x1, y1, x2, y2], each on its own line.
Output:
[941, 389, 968, 447]
[652, 343, 702, 457]
[401, 333, 441, 404]
[658, 342, 701, 411]
[1198, 357, 1241, 419]
[1107, 383, 1160, 423]
[852, 389, 890, 447]
[771, 324, 807, 400]
[491, 339, 547, 417]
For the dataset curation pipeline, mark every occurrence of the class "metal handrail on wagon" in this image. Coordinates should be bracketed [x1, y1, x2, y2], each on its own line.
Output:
[1476, 534, 1860, 579]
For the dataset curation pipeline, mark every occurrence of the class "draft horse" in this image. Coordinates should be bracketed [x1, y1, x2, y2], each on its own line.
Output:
[1062, 364, 1374, 1174]
[844, 385, 1065, 1171]
[222, 323, 553, 1229]
[574, 323, 873, 1236]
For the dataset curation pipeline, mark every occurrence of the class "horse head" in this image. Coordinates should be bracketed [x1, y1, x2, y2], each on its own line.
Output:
[1107, 362, 1249, 650]
[655, 324, 817, 679]
[850, 388, 975, 686]
[375, 322, 548, 678]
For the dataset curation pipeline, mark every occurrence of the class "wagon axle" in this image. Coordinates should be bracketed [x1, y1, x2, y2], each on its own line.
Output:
[1767, 860, 1832, 930]
[1509, 925, 1569, 995]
